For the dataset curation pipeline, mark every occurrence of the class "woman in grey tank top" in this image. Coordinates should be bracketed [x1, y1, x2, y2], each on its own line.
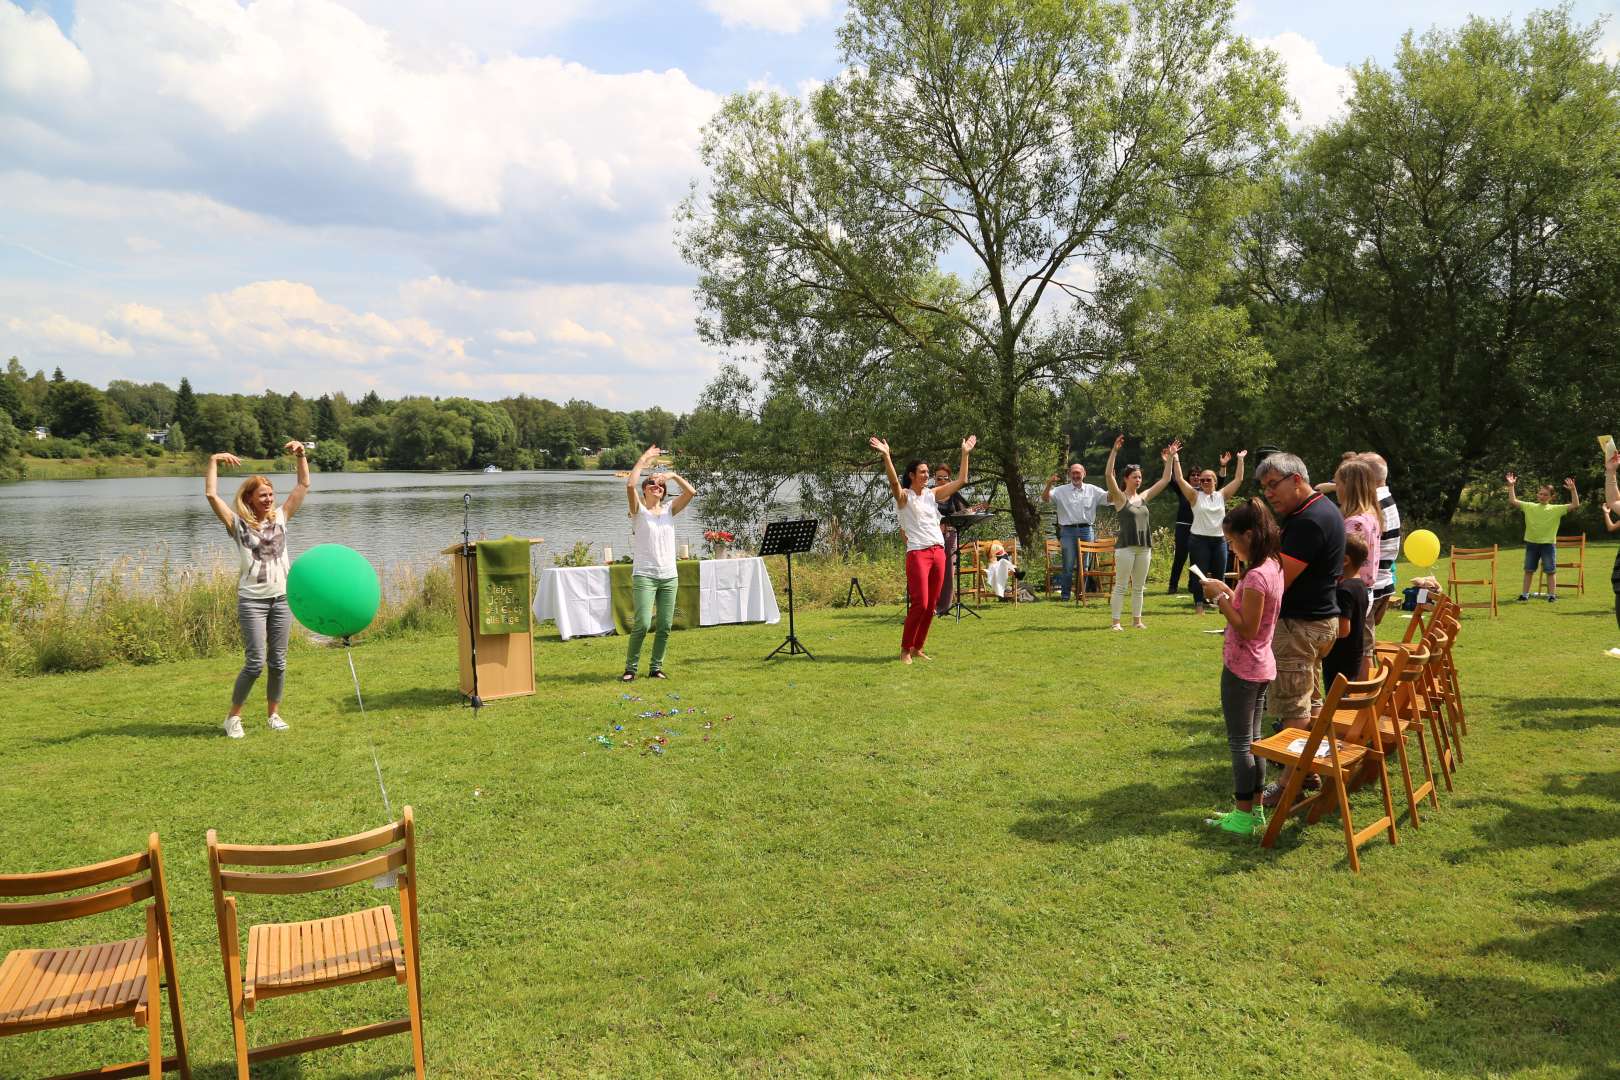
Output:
[1104, 435, 1179, 630]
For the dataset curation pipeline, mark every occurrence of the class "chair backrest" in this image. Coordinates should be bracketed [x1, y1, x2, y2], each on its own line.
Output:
[1294, 661, 1392, 766]
[1554, 534, 1585, 550]
[208, 811, 415, 901]
[1450, 545, 1497, 561]
[0, 835, 167, 928]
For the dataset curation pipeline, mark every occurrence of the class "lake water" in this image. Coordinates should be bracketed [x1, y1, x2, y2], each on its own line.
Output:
[0, 470, 738, 579]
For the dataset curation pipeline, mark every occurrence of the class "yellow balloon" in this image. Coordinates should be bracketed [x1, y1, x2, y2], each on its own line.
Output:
[1404, 529, 1441, 568]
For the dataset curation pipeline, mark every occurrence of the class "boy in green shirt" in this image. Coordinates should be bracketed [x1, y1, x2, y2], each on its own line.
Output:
[1506, 472, 1579, 601]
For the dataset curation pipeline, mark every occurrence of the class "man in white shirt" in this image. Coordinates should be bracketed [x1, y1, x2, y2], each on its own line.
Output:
[1043, 463, 1109, 600]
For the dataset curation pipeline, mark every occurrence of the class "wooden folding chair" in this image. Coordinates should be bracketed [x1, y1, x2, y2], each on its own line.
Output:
[207, 809, 424, 1079]
[1253, 663, 1399, 872]
[1043, 538, 1062, 597]
[0, 834, 190, 1080]
[1428, 610, 1467, 765]
[1537, 533, 1586, 596]
[1446, 545, 1498, 616]
[1075, 538, 1116, 604]
[1409, 626, 1457, 792]
[1354, 643, 1440, 827]
[974, 538, 1022, 603]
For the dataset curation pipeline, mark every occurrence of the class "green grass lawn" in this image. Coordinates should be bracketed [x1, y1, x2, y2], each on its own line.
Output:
[3, 550, 1618, 1078]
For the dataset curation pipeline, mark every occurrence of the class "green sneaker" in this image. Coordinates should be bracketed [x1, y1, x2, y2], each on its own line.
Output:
[1206, 809, 1262, 837]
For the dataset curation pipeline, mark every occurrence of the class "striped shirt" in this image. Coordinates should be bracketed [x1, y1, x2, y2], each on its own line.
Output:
[1374, 485, 1401, 598]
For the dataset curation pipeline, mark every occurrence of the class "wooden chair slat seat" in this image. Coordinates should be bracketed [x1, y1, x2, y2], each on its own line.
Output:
[244, 907, 403, 1003]
[0, 834, 189, 1079]
[0, 938, 150, 1032]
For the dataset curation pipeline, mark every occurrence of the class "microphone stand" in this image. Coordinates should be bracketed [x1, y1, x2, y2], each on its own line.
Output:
[462, 493, 482, 711]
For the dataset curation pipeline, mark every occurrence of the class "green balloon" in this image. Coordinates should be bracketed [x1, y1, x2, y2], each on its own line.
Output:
[286, 544, 380, 639]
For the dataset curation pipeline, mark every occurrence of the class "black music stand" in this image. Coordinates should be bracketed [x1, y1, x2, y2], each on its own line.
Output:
[761, 518, 818, 660]
[943, 511, 994, 620]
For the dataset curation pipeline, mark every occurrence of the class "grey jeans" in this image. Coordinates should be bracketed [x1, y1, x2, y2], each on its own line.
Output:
[234, 595, 291, 708]
[1221, 667, 1268, 801]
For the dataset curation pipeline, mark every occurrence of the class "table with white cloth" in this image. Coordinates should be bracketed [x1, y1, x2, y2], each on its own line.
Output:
[532, 557, 781, 641]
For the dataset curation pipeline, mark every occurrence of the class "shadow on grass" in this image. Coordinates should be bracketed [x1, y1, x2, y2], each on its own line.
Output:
[1475, 694, 1619, 731]
[193, 1062, 410, 1080]
[354, 687, 465, 710]
[1342, 771, 1620, 1079]
[30, 721, 216, 746]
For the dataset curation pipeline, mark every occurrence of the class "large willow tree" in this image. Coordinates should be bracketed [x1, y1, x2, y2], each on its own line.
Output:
[678, 0, 1286, 547]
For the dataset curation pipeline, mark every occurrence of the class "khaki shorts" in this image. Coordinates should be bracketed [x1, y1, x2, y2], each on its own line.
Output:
[1268, 616, 1338, 724]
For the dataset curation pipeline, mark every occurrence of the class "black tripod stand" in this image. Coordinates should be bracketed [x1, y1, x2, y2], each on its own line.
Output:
[761, 518, 818, 660]
[942, 511, 994, 620]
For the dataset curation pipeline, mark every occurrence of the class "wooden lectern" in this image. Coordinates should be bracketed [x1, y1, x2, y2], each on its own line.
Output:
[442, 538, 543, 702]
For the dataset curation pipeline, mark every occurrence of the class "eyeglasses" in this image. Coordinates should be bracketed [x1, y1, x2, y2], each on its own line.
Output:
[1260, 475, 1294, 494]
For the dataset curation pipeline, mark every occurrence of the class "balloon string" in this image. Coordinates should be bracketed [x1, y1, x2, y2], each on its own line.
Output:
[346, 644, 393, 821]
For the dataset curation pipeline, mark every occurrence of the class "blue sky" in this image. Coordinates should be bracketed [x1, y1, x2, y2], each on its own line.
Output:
[1, 0, 1614, 410]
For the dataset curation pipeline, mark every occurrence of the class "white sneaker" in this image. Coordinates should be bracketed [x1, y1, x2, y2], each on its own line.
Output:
[223, 715, 245, 739]
[267, 713, 289, 731]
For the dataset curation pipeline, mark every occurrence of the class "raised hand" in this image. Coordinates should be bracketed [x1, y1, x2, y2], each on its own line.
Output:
[282, 440, 306, 457]
[1564, 476, 1577, 491]
[1112, 434, 1125, 451]
[1236, 449, 1248, 460]
[212, 452, 241, 468]
[1505, 471, 1517, 485]
[961, 435, 977, 453]
[1220, 451, 1232, 466]
[869, 436, 891, 456]
[1048, 473, 1061, 485]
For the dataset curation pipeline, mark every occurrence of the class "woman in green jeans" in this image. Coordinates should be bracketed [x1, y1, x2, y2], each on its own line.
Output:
[623, 445, 697, 681]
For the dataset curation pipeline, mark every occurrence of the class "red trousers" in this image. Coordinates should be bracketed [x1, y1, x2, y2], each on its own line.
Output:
[902, 545, 946, 653]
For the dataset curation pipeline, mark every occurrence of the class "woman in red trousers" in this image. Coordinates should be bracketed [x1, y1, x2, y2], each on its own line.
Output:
[871, 433, 978, 664]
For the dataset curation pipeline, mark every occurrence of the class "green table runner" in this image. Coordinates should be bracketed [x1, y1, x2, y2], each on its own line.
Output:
[609, 560, 701, 634]
[475, 535, 533, 635]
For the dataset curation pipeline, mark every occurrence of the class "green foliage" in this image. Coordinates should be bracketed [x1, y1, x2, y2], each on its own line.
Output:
[164, 420, 187, 453]
[387, 398, 474, 470]
[678, 0, 1288, 549]
[45, 379, 117, 441]
[1235, 8, 1620, 520]
[551, 541, 597, 567]
[596, 443, 642, 470]
[442, 396, 518, 468]
[308, 437, 349, 472]
[171, 376, 198, 434]
[104, 379, 176, 428]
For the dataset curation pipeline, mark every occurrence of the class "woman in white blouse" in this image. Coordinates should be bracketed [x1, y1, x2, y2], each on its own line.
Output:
[622, 445, 696, 682]
[1170, 449, 1247, 615]
[871, 434, 977, 664]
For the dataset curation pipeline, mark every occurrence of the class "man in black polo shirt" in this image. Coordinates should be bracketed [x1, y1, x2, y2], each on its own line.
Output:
[1254, 451, 1345, 802]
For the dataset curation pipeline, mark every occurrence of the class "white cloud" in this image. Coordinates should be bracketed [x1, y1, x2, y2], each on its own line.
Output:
[0, 4, 91, 101]
[492, 328, 539, 346]
[2, 0, 720, 277]
[7, 313, 133, 356]
[1257, 31, 1349, 132]
[705, 0, 837, 34]
[549, 319, 615, 348]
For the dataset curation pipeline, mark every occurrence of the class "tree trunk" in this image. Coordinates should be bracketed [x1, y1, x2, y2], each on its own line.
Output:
[1002, 448, 1041, 555]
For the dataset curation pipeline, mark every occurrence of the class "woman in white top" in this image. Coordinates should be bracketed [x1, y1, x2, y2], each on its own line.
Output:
[1103, 435, 1179, 630]
[204, 442, 310, 739]
[1170, 448, 1247, 615]
[622, 444, 697, 682]
[871, 434, 977, 663]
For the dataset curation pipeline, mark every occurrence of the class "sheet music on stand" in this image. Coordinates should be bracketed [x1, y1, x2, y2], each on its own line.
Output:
[760, 519, 818, 659]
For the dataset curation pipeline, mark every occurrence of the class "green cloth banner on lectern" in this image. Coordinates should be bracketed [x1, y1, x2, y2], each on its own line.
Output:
[475, 535, 533, 635]
[610, 560, 700, 634]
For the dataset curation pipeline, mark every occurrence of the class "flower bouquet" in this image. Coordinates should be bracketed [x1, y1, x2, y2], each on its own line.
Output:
[704, 529, 736, 558]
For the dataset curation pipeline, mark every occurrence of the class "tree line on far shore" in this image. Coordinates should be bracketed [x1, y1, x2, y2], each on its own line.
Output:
[0, 359, 684, 475]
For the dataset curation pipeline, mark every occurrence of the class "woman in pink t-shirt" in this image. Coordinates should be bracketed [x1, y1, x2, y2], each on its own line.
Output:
[1198, 498, 1284, 836]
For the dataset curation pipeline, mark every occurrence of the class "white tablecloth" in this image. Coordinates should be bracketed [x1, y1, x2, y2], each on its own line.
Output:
[699, 556, 781, 627]
[532, 558, 780, 641]
[531, 566, 615, 640]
